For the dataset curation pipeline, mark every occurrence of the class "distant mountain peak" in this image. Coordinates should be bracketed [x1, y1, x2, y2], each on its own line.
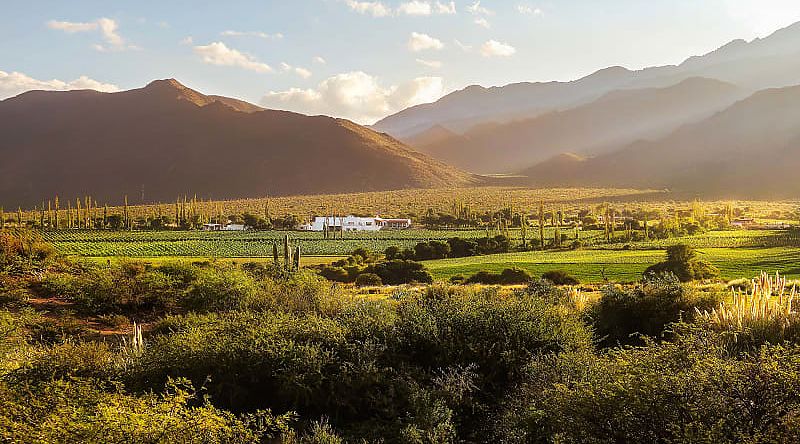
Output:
[140, 78, 214, 106]
[143, 78, 193, 93]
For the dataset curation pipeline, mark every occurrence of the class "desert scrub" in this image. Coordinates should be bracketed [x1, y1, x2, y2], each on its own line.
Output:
[589, 273, 721, 347]
[497, 329, 800, 443]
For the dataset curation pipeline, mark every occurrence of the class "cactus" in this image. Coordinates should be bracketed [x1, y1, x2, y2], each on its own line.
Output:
[273, 235, 301, 272]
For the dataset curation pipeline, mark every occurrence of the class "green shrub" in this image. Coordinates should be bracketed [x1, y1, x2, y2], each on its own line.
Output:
[319, 266, 351, 283]
[183, 267, 264, 312]
[645, 244, 719, 282]
[367, 260, 432, 285]
[354, 273, 382, 287]
[498, 329, 800, 443]
[0, 377, 292, 443]
[542, 270, 579, 285]
[589, 274, 720, 347]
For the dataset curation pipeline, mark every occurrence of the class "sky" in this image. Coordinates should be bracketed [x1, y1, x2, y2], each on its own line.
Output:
[3, 0, 800, 124]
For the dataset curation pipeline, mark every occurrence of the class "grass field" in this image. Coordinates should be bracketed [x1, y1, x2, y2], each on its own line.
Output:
[40, 228, 603, 257]
[80, 256, 343, 267]
[40, 227, 800, 283]
[424, 247, 800, 283]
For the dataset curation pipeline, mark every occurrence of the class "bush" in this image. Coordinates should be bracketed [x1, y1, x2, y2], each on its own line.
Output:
[541, 270, 579, 285]
[129, 285, 590, 440]
[38, 262, 187, 315]
[645, 244, 719, 282]
[319, 266, 351, 283]
[498, 330, 800, 443]
[0, 377, 292, 443]
[354, 273, 382, 287]
[0, 229, 55, 273]
[447, 238, 478, 258]
[183, 267, 264, 312]
[589, 273, 720, 347]
[367, 260, 432, 285]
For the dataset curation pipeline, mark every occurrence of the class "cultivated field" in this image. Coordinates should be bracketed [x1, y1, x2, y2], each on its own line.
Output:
[424, 247, 800, 283]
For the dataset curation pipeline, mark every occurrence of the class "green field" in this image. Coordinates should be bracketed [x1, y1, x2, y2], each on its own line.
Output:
[40, 228, 602, 257]
[424, 247, 800, 283]
[80, 256, 344, 267]
[39, 228, 800, 284]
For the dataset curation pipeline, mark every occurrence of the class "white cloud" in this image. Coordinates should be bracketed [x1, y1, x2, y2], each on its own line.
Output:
[180, 36, 194, 45]
[517, 4, 543, 15]
[345, 0, 391, 17]
[221, 30, 284, 40]
[96, 18, 123, 47]
[474, 17, 491, 28]
[724, 0, 800, 37]
[47, 17, 135, 51]
[295, 67, 313, 79]
[399, 1, 433, 15]
[408, 32, 444, 51]
[434, 1, 457, 14]
[480, 40, 516, 57]
[398, 1, 455, 15]
[345, 0, 455, 17]
[467, 1, 494, 16]
[46, 20, 97, 33]
[416, 58, 443, 68]
[193, 42, 273, 73]
[261, 71, 444, 124]
[466, 1, 493, 28]
[0, 70, 119, 100]
[454, 39, 473, 52]
[281, 62, 313, 79]
[313, 56, 327, 65]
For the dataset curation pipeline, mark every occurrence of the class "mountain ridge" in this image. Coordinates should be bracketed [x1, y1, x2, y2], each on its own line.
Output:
[0, 79, 476, 208]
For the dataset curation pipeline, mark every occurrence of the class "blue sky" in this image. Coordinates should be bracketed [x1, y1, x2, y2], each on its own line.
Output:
[3, 0, 800, 123]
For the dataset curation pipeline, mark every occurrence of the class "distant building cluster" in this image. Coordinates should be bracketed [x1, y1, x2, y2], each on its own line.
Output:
[202, 223, 247, 231]
[301, 215, 412, 232]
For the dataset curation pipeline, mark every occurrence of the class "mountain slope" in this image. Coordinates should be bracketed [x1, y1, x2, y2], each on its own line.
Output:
[521, 85, 800, 197]
[372, 66, 637, 138]
[0, 79, 475, 208]
[375, 21, 800, 140]
[420, 77, 745, 173]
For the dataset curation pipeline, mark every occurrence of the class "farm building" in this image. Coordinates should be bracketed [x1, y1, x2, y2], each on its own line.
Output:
[730, 217, 756, 228]
[302, 216, 411, 232]
[202, 223, 248, 231]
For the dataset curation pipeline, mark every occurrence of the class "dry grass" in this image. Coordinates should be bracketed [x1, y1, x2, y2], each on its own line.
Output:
[698, 271, 796, 330]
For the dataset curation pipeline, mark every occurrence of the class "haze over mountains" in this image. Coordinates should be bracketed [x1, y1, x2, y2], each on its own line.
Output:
[374, 22, 800, 140]
[0, 79, 474, 208]
[523, 84, 800, 197]
[371, 21, 800, 197]
[414, 77, 747, 173]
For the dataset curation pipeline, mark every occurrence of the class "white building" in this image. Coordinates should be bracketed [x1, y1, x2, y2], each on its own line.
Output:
[202, 223, 248, 231]
[302, 215, 411, 232]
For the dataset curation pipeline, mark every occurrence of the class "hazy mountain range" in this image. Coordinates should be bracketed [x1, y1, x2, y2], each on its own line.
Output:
[5, 21, 800, 207]
[372, 21, 800, 197]
[0, 79, 474, 207]
[373, 22, 800, 140]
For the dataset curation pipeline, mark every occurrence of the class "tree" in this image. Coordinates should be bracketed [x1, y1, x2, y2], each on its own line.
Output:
[645, 244, 719, 282]
[384, 246, 401, 260]
[242, 213, 271, 230]
[107, 214, 124, 230]
[355, 273, 383, 287]
[368, 260, 432, 285]
[447, 237, 478, 258]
